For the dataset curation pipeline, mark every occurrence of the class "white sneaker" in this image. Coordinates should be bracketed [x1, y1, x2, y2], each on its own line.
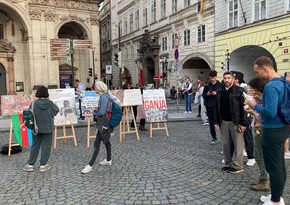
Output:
[201, 122, 209, 126]
[246, 159, 256, 166]
[284, 152, 290, 159]
[188, 111, 192, 113]
[222, 159, 225, 164]
[243, 149, 248, 157]
[39, 164, 51, 172]
[184, 111, 188, 113]
[81, 165, 93, 174]
[260, 194, 285, 204]
[23, 164, 34, 172]
[99, 159, 112, 166]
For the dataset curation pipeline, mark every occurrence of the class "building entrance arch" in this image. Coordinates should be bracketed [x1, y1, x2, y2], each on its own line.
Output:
[0, 63, 7, 95]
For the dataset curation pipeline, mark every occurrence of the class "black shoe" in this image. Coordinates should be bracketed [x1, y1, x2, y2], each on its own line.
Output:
[221, 166, 231, 173]
[196, 114, 201, 117]
[227, 167, 244, 174]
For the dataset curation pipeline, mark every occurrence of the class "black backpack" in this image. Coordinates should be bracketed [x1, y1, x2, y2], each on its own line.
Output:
[0, 144, 22, 155]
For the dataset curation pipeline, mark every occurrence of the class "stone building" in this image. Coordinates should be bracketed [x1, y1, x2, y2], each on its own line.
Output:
[0, 0, 102, 95]
[215, 0, 290, 82]
[110, 0, 215, 92]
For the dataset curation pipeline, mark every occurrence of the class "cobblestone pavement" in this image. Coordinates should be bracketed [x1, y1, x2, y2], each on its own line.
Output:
[1, 121, 290, 205]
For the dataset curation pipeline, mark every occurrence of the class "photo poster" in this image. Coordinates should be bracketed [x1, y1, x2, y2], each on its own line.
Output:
[48, 88, 78, 126]
[143, 89, 168, 122]
[123, 89, 143, 106]
[81, 91, 100, 116]
[1, 94, 34, 116]
[109, 90, 124, 105]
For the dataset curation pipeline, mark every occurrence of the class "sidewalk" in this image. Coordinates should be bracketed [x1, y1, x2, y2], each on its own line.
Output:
[0, 100, 200, 132]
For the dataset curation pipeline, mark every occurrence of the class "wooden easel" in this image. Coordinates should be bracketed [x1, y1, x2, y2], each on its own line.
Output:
[86, 115, 97, 147]
[149, 121, 169, 138]
[53, 123, 77, 149]
[8, 118, 21, 156]
[119, 106, 140, 143]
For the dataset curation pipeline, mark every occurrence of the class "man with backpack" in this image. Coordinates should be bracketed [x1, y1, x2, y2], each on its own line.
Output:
[245, 56, 289, 205]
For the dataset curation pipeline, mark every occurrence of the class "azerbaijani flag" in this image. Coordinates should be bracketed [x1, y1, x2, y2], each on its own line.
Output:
[197, 0, 204, 14]
[11, 113, 33, 147]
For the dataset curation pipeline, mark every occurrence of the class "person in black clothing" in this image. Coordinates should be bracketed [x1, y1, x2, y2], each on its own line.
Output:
[130, 84, 139, 128]
[202, 70, 223, 144]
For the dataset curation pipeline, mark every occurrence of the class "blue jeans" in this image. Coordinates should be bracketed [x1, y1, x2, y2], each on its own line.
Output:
[184, 93, 192, 112]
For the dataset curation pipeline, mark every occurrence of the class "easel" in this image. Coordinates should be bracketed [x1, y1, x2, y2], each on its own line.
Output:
[149, 121, 169, 138]
[53, 123, 77, 149]
[8, 118, 21, 156]
[86, 115, 97, 147]
[119, 106, 140, 143]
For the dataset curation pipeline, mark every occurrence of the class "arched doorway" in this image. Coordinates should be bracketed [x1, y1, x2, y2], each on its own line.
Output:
[0, 63, 7, 95]
[146, 57, 155, 84]
[230, 46, 276, 83]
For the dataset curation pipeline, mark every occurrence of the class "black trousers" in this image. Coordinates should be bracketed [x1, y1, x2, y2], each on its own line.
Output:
[244, 116, 254, 159]
[89, 131, 111, 166]
[207, 110, 217, 140]
[130, 105, 138, 127]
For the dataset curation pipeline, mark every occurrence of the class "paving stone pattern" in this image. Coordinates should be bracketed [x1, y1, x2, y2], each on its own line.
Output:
[0, 121, 290, 205]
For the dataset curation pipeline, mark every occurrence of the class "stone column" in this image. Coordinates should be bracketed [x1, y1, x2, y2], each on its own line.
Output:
[7, 54, 16, 94]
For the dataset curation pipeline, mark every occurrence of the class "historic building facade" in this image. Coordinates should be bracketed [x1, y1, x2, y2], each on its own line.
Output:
[215, 0, 290, 82]
[110, 0, 215, 92]
[0, 0, 102, 95]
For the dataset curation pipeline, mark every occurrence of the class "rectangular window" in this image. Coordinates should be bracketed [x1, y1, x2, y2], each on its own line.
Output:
[124, 17, 127, 35]
[161, 0, 166, 18]
[151, 0, 156, 23]
[162, 37, 167, 51]
[129, 13, 133, 32]
[172, 33, 178, 48]
[197, 25, 206, 43]
[135, 10, 139, 29]
[143, 8, 148, 26]
[228, 0, 238, 28]
[184, 0, 191, 7]
[184, 29, 190, 46]
[254, 0, 266, 21]
[172, 0, 177, 14]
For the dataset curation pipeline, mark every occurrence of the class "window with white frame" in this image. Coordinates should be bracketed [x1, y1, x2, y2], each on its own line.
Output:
[184, 29, 190, 46]
[161, 0, 166, 18]
[124, 17, 127, 35]
[162, 37, 167, 51]
[151, 0, 157, 23]
[135, 10, 139, 29]
[184, 0, 191, 7]
[172, 33, 178, 48]
[228, 0, 238, 28]
[172, 0, 177, 14]
[254, 0, 266, 21]
[197, 25, 206, 43]
[129, 13, 133, 32]
[143, 8, 148, 26]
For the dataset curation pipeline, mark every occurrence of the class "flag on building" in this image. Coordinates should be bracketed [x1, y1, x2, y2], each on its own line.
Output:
[197, 0, 204, 14]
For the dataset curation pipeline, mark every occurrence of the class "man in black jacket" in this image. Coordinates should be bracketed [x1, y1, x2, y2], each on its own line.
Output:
[202, 70, 223, 144]
[214, 71, 247, 174]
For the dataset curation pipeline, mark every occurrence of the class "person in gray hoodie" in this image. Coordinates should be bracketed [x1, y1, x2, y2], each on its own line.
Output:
[23, 86, 59, 172]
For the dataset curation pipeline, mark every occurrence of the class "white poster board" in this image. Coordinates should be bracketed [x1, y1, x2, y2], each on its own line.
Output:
[123, 89, 143, 106]
[81, 91, 100, 116]
[48, 89, 78, 126]
[143, 89, 168, 122]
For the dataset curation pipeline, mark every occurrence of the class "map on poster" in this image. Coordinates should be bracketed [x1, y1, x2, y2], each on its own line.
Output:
[81, 91, 100, 116]
[123, 89, 143, 106]
[1, 94, 35, 116]
[143, 89, 168, 122]
[48, 88, 78, 126]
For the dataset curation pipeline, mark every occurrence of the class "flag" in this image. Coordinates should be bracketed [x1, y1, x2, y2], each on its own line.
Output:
[11, 113, 33, 147]
[11, 113, 22, 145]
[197, 0, 204, 14]
[19, 113, 29, 147]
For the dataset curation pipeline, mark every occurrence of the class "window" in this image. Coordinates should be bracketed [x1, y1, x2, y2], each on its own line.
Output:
[151, 0, 156, 23]
[130, 13, 133, 32]
[124, 17, 127, 35]
[162, 37, 167, 51]
[184, 0, 191, 7]
[184, 29, 190, 46]
[172, 0, 177, 14]
[161, 0, 166, 18]
[172, 33, 178, 48]
[143, 8, 148, 26]
[254, 0, 266, 21]
[228, 0, 238, 28]
[0, 24, 3, 39]
[197, 25, 206, 43]
[135, 10, 139, 29]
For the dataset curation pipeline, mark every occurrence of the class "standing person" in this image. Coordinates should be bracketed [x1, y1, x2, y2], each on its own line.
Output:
[246, 77, 269, 191]
[23, 86, 59, 172]
[198, 79, 208, 125]
[214, 71, 247, 174]
[245, 56, 289, 205]
[75, 79, 86, 120]
[283, 72, 290, 159]
[130, 84, 139, 128]
[182, 77, 193, 113]
[170, 86, 176, 101]
[82, 81, 113, 174]
[138, 87, 147, 131]
[196, 79, 202, 117]
[232, 71, 256, 167]
[202, 70, 223, 144]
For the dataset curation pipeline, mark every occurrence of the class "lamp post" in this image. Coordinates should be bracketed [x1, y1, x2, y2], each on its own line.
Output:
[226, 50, 230, 71]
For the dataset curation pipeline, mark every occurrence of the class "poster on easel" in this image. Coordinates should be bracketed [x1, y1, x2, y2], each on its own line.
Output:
[123, 89, 143, 106]
[81, 91, 100, 116]
[48, 88, 78, 126]
[1, 94, 34, 117]
[143, 89, 168, 122]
